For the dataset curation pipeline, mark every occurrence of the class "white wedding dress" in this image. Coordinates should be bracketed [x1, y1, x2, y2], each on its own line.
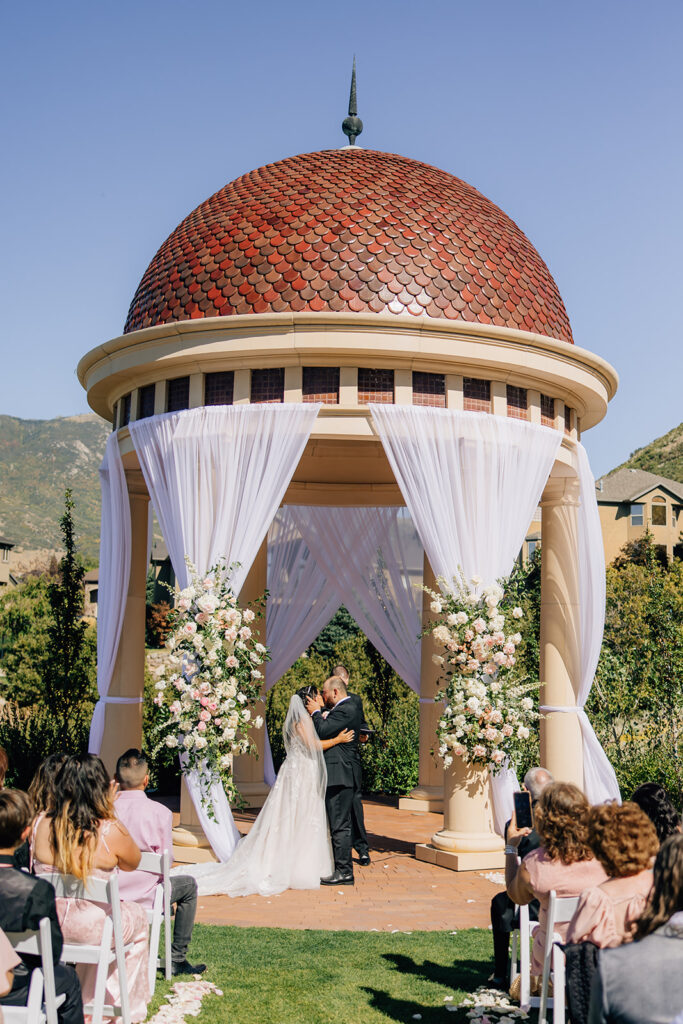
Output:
[178, 695, 333, 896]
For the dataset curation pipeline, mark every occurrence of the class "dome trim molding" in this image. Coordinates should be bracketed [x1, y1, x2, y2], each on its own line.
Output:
[79, 312, 618, 430]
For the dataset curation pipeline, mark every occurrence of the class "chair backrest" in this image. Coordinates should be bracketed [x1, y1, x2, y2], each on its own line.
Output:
[546, 890, 581, 940]
[42, 870, 111, 904]
[5, 918, 58, 1024]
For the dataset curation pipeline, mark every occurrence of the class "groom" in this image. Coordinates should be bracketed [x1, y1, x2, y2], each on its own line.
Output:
[306, 675, 362, 886]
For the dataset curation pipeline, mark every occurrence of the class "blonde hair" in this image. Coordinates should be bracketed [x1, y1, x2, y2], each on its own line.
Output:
[50, 755, 114, 881]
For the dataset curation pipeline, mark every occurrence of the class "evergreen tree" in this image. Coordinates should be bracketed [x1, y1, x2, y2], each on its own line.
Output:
[43, 490, 97, 749]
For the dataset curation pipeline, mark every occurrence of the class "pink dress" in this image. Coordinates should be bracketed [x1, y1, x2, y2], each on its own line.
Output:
[523, 848, 608, 973]
[32, 819, 150, 1023]
[565, 868, 653, 948]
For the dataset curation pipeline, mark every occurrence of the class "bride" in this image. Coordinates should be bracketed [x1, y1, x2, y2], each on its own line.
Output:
[179, 686, 353, 897]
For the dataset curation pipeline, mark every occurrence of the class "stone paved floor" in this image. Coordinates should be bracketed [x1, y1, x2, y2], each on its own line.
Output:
[191, 799, 502, 931]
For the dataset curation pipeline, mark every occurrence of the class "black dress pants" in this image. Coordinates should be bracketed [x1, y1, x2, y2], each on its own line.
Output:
[1, 964, 84, 1024]
[325, 784, 355, 875]
[490, 890, 540, 980]
[351, 787, 369, 856]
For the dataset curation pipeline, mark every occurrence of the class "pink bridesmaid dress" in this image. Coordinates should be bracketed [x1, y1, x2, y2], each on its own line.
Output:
[33, 819, 150, 1023]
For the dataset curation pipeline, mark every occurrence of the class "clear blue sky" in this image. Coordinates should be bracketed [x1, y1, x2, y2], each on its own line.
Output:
[1, 0, 681, 476]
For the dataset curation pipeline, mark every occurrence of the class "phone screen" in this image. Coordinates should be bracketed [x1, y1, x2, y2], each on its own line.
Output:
[513, 790, 533, 830]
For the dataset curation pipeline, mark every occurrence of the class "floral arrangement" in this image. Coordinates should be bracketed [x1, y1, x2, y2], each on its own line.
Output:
[424, 571, 538, 773]
[152, 559, 268, 808]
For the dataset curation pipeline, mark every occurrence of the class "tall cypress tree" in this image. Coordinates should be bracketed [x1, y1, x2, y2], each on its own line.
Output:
[44, 490, 95, 750]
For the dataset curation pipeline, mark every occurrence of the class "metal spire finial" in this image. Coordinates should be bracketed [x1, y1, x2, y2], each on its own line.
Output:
[342, 57, 363, 146]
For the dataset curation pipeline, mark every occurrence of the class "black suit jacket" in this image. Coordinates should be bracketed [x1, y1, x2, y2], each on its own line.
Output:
[0, 855, 63, 975]
[347, 692, 369, 732]
[312, 697, 363, 789]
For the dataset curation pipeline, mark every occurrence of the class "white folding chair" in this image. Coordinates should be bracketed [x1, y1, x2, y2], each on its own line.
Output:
[136, 850, 172, 993]
[510, 901, 539, 1010]
[4, 917, 64, 1024]
[537, 890, 580, 1024]
[40, 871, 134, 1024]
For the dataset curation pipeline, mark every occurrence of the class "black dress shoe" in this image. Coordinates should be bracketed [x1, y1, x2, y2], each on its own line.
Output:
[171, 960, 207, 975]
[320, 870, 354, 886]
[357, 853, 371, 866]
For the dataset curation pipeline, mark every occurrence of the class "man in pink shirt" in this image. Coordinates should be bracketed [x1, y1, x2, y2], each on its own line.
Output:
[115, 749, 205, 976]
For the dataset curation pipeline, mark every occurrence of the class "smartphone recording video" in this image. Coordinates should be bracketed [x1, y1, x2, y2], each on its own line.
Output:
[513, 790, 533, 830]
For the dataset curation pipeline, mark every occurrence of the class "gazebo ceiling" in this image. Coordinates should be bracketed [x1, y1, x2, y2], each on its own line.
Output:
[124, 149, 573, 344]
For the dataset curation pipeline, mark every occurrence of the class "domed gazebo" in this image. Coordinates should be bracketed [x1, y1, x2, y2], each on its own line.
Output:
[79, 127, 619, 868]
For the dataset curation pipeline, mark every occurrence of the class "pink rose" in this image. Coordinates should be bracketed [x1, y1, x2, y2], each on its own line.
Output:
[490, 710, 503, 724]
[208, 701, 218, 711]
[473, 617, 487, 634]
[225, 628, 238, 642]
[503, 642, 515, 655]
[484, 727, 498, 742]
[191, 689, 200, 699]
[507, 655, 516, 667]
[226, 655, 238, 668]
[473, 744, 487, 758]
[170, 701, 181, 715]
[195, 612, 208, 626]
[491, 750, 504, 765]
[197, 721, 207, 732]
[182, 621, 197, 637]
[485, 635, 496, 648]
[200, 697, 210, 707]
[502, 724, 513, 737]
[453, 744, 466, 757]
[200, 710, 211, 722]
[153, 693, 163, 706]
[214, 718, 222, 727]
[464, 629, 474, 642]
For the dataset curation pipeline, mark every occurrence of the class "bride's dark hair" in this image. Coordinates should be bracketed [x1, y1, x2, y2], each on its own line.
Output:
[297, 684, 319, 702]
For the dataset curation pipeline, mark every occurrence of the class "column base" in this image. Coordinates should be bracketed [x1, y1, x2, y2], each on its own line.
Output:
[172, 825, 218, 865]
[234, 781, 271, 809]
[415, 843, 505, 872]
[399, 785, 444, 813]
[432, 828, 504, 855]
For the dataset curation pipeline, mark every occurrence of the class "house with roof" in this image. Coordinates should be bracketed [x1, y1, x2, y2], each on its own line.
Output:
[595, 468, 683, 564]
[0, 538, 18, 591]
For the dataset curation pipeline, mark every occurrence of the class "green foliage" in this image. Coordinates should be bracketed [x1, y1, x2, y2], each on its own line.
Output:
[0, 575, 53, 703]
[0, 701, 89, 790]
[0, 413, 109, 560]
[42, 492, 98, 748]
[308, 606, 360, 661]
[361, 697, 419, 795]
[612, 420, 683, 485]
[587, 534, 683, 806]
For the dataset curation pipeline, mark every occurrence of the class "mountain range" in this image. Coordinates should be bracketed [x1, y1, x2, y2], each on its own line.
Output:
[1, 413, 681, 567]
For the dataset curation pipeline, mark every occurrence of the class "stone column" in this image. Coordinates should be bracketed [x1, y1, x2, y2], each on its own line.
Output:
[232, 537, 271, 807]
[99, 469, 149, 776]
[399, 555, 444, 813]
[539, 474, 584, 788]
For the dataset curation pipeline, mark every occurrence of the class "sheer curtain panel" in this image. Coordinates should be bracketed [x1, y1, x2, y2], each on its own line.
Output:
[89, 434, 133, 755]
[370, 405, 563, 833]
[129, 404, 320, 857]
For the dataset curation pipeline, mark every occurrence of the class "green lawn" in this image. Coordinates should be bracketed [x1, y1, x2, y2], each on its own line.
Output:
[148, 925, 503, 1023]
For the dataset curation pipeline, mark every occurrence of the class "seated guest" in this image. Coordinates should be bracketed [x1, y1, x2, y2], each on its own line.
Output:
[0, 789, 84, 1024]
[567, 801, 657, 948]
[489, 766, 553, 987]
[630, 782, 681, 844]
[114, 749, 206, 976]
[588, 833, 683, 1023]
[31, 755, 150, 1024]
[506, 782, 607, 977]
[0, 926, 21, 998]
[11, 752, 69, 872]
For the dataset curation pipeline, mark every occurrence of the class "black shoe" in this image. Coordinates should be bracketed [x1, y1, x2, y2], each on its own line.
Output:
[357, 853, 371, 866]
[172, 960, 207, 976]
[487, 973, 506, 990]
[320, 870, 354, 886]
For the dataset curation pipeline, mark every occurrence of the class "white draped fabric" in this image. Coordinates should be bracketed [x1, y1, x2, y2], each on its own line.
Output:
[370, 405, 563, 834]
[178, 754, 241, 862]
[89, 433, 133, 755]
[541, 443, 621, 803]
[290, 505, 423, 691]
[129, 404, 319, 857]
[262, 509, 342, 784]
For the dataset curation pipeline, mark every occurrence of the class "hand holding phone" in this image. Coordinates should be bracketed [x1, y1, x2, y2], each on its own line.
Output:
[513, 790, 533, 830]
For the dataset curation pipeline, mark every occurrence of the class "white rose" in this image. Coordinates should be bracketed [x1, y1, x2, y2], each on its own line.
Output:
[521, 697, 534, 711]
[432, 654, 445, 666]
[251, 669, 263, 680]
[443, 755, 453, 768]
[222, 727, 236, 742]
[254, 716, 264, 729]
[243, 609, 255, 623]
[237, 693, 247, 704]
[242, 709, 251, 722]
[182, 734, 194, 749]
[196, 594, 219, 615]
[165, 735, 178, 748]
[471, 575, 482, 586]
[517, 725, 529, 740]
[430, 600, 443, 614]
[194, 736, 208, 750]
[512, 607, 524, 619]
[220, 754, 232, 768]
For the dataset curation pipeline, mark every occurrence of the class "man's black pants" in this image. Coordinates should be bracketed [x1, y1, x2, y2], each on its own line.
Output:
[1, 964, 84, 1024]
[325, 784, 355, 875]
[351, 787, 369, 856]
[490, 890, 540, 980]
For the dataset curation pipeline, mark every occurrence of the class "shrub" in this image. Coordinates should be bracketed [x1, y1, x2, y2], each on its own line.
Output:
[0, 701, 89, 789]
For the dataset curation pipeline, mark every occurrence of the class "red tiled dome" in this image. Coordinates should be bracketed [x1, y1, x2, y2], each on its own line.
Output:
[124, 149, 573, 343]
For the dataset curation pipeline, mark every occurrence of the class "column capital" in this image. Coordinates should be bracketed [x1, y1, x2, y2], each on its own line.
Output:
[541, 473, 580, 508]
[124, 469, 149, 498]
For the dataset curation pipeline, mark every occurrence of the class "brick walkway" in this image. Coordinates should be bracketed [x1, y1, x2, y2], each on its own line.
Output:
[193, 799, 502, 931]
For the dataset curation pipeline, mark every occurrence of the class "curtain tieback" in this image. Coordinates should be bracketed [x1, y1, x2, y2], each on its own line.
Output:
[539, 705, 585, 713]
[419, 697, 443, 704]
[99, 696, 144, 704]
